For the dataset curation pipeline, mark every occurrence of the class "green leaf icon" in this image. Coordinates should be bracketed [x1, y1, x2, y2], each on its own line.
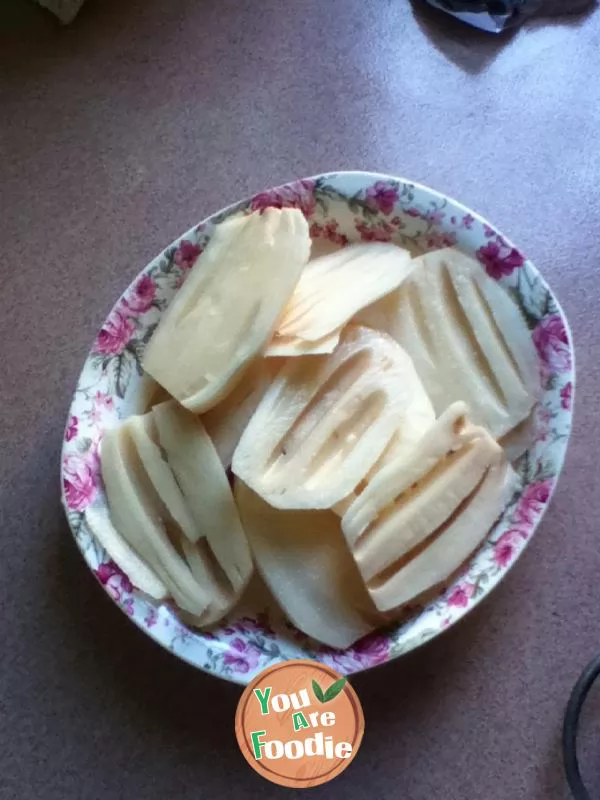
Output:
[312, 677, 347, 703]
[323, 677, 347, 702]
[312, 679, 325, 703]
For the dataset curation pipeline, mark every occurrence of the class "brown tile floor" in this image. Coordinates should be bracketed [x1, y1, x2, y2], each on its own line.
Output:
[1, 1, 599, 798]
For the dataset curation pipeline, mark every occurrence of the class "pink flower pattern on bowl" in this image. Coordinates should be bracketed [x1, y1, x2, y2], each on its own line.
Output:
[65, 415, 78, 442]
[310, 220, 349, 247]
[424, 230, 458, 251]
[96, 560, 133, 602]
[223, 638, 262, 674]
[533, 314, 572, 374]
[446, 583, 476, 608]
[514, 479, 554, 527]
[124, 274, 156, 315]
[365, 181, 399, 215]
[174, 239, 202, 270]
[319, 633, 391, 674]
[492, 529, 526, 568]
[250, 179, 316, 219]
[476, 238, 525, 280]
[63, 452, 98, 512]
[61, 172, 574, 684]
[561, 382, 573, 410]
[94, 309, 136, 356]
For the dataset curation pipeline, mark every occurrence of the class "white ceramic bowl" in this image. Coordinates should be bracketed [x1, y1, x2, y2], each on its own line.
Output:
[61, 172, 574, 684]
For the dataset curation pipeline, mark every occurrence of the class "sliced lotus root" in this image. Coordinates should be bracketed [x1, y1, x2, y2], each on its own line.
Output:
[232, 325, 432, 510]
[200, 357, 281, 468]
[100, 402, 253, 626]
[235, 480, 381, 649]
[143, 207, 311, 412]
[342, 403, 515, 611]
[275, 242, 413, 342]
[362, 247, 539, 440]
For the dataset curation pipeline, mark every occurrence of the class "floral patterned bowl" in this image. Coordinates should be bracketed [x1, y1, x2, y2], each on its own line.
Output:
[61, 171, 574, 684]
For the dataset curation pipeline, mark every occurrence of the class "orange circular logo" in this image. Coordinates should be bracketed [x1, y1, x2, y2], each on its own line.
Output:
[235, 659, 364, 788]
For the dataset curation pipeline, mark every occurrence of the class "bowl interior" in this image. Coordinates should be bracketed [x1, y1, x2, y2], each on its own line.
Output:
[61, 172, 574, 684]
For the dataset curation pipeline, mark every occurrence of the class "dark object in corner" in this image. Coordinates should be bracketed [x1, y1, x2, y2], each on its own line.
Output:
[423, 0, 594, 32]
[563, 653, 600, 800]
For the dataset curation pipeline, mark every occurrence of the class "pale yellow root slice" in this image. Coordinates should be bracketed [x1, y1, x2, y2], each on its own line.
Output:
[332, 367, 436, 517]
[178, 534, 236, 626]
[85, 505, 168, 601]
[445, 249, 535, 413]
[127, 414, 198, 543]
[369, 459, 517, 611]
[100, 426, 213, 616]
[108, 429, 222, 615]
[117, 426, 231, 621]
[132, 374, 173, 416]
[357, 247, 538, 440]
[397, 252, 511, 436]
[152, 400, 253, 596]
[265, 330, 341, 358]
[176, 572, 274, 631]
[235, 480, 381, 649]
[232, 325, 432, 510]
[342, 402, 476, 538]
[349, 433, 502, 583]
[472, 266, 539, 399]
[353, 285, 403, 333]
[499, 410, 536, 462]
[341, 403, 510, 612]
[275, 242, 414, 342]
[200, 358, 281, 468]
[143, 207, 311, 413]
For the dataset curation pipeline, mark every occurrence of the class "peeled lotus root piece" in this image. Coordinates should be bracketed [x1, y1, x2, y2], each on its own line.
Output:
[333, 364, 435, 516]
[152, 401, 253, 597]
[343, 402, 475, 538]
[232, 325, 431, 510]
[265, 330, 342, 358]
[100, 425, 214, 617]
[360, 247, 539, 441]
[369, 460, 518, 611]
[275, 242, 414, 342]
[200, 358, 281, 468]
[100, 405, 253, 625]
[235, 480, 381, 649]
[132, 374, 173, 416]
[127, 413, 198, 543]
[342, 403, 509, 610]
[499, 410, 536, 463]
[85, 505, 168, 601]
[143, 207, 311, 412]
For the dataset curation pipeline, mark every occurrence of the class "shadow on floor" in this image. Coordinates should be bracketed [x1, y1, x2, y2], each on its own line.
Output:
[409, 0, 597, 74]
[409, 0, 516, 74]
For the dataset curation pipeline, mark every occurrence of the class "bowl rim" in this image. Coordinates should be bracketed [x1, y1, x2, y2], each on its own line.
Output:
[61, 170, 575, 684]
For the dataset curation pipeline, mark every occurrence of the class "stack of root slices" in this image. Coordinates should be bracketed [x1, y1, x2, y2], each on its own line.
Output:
[85, 207, 537, 649]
